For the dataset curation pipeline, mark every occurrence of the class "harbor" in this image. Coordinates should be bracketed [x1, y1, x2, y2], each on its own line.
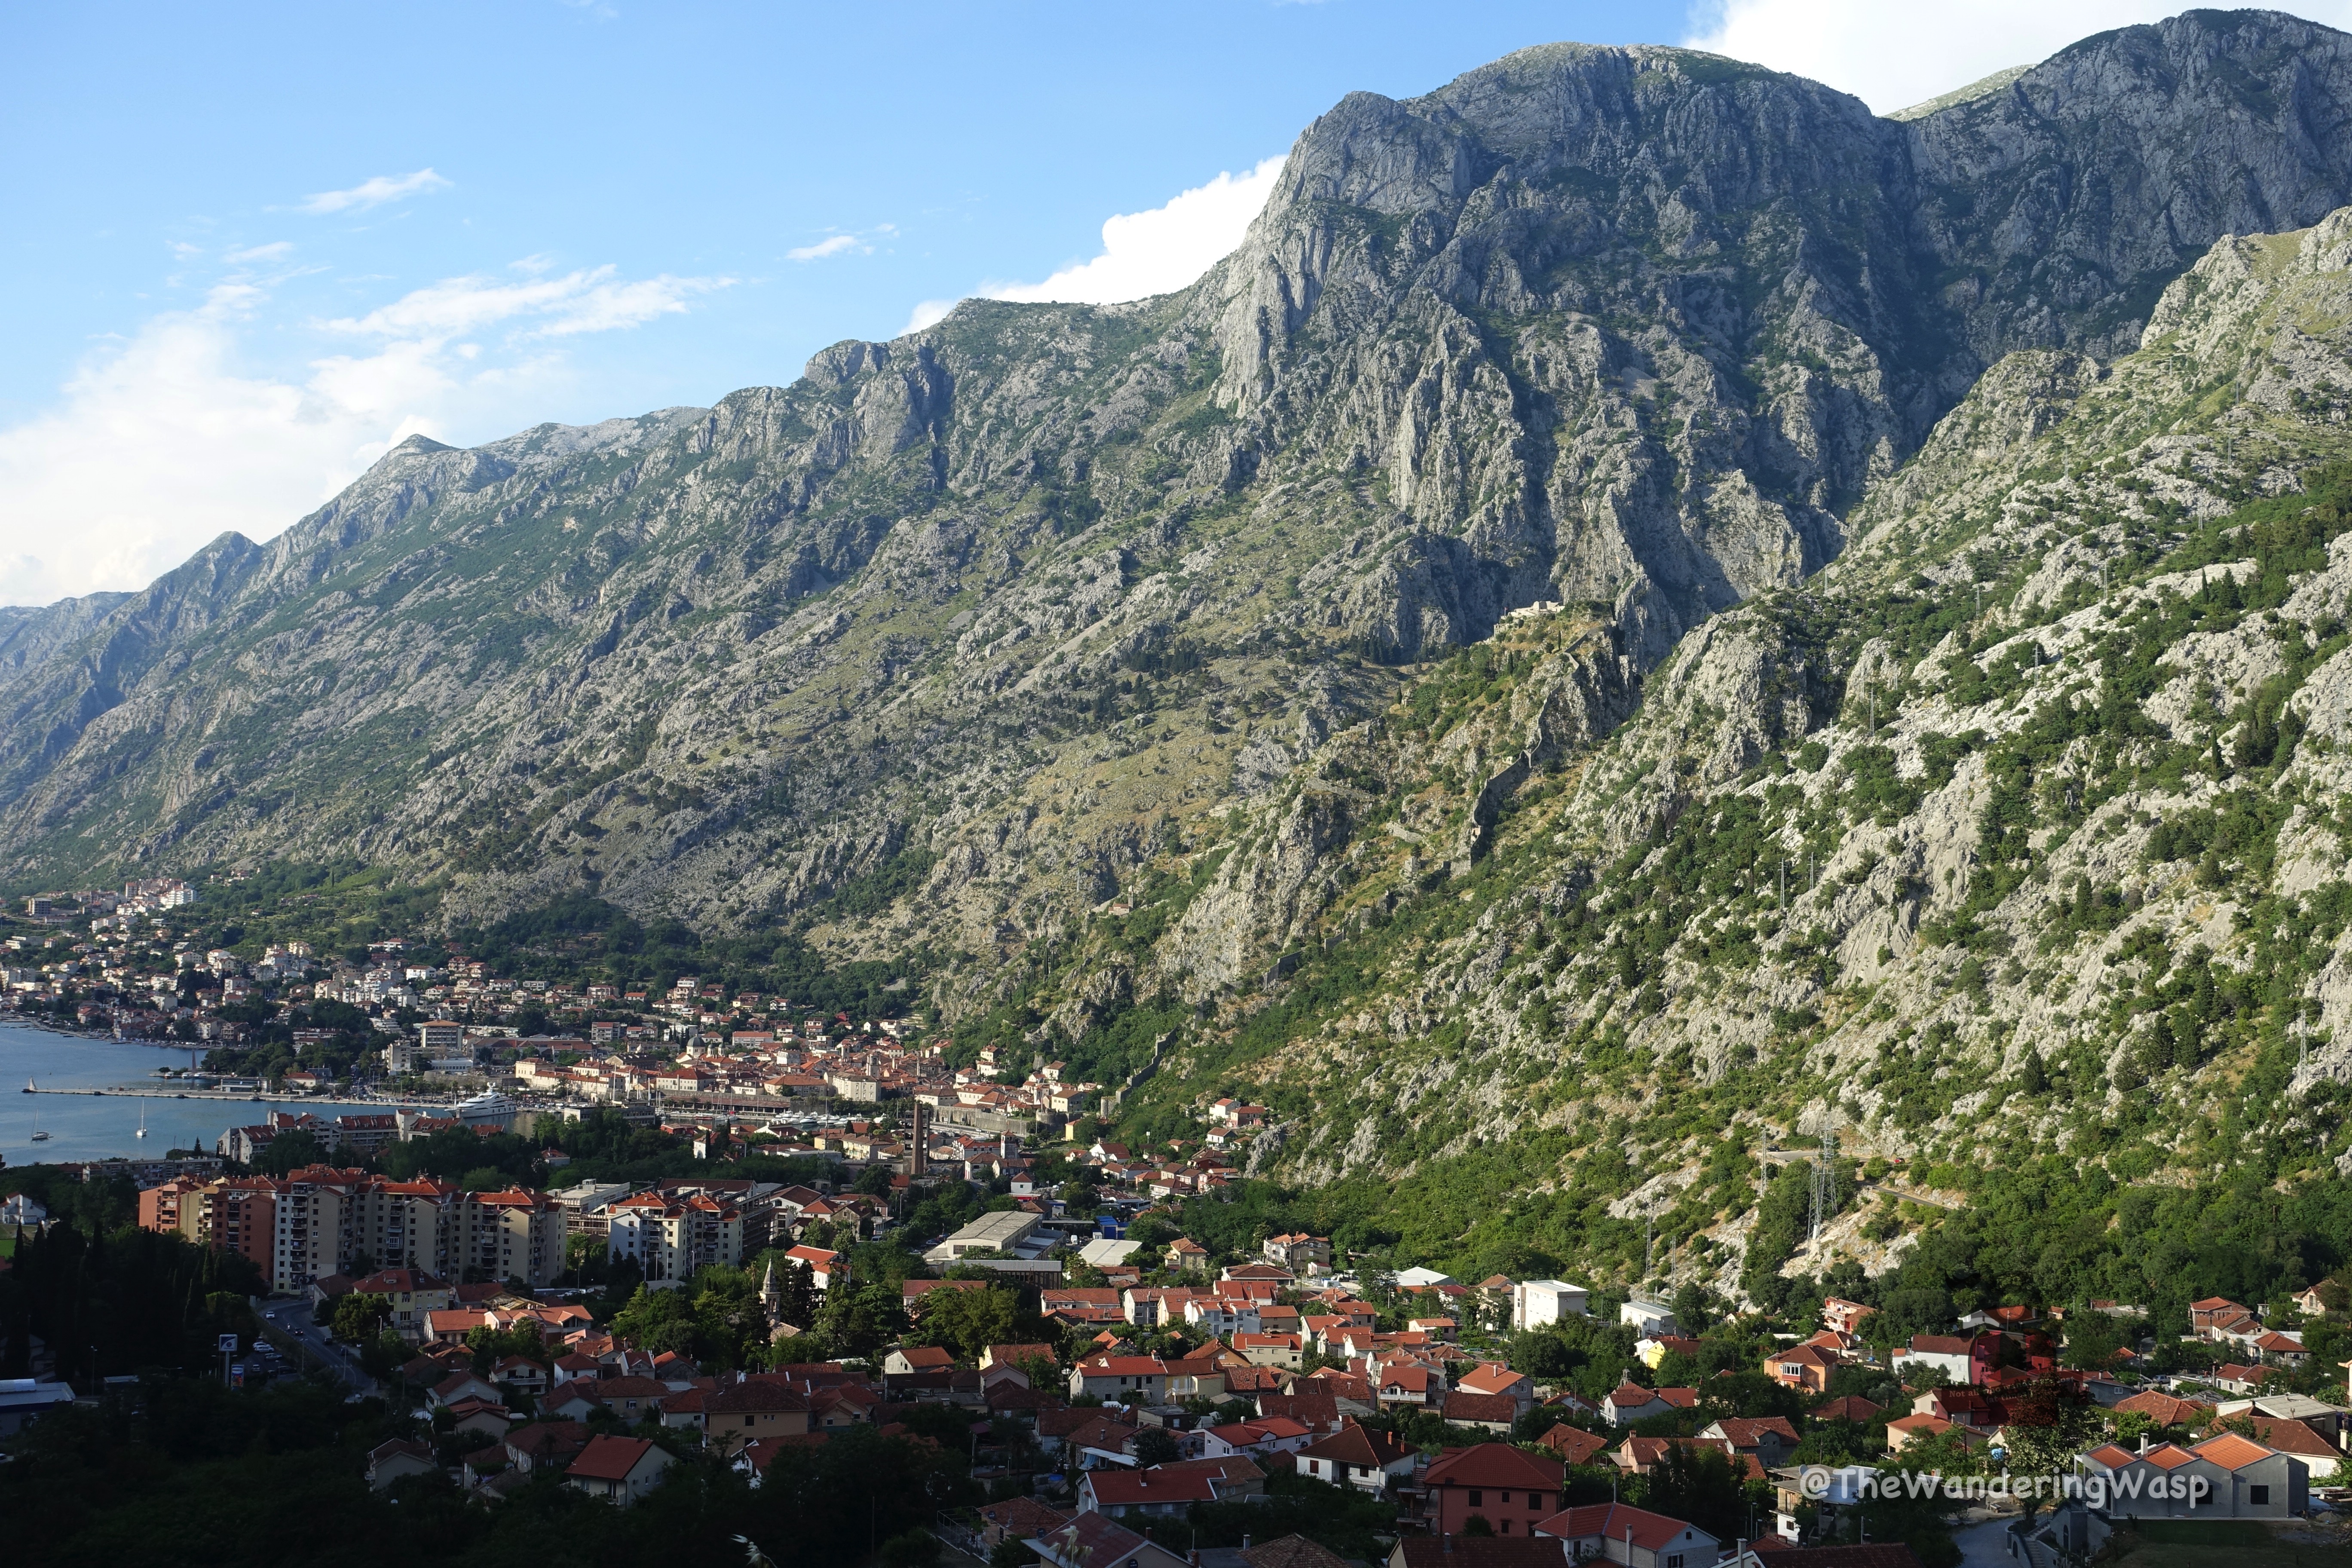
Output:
[0, 1021, 386, 1163]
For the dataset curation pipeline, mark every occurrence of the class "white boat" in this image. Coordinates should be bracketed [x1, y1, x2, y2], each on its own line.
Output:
[136, 1100, 148, 1138]
[30, 1103, 47, 1142]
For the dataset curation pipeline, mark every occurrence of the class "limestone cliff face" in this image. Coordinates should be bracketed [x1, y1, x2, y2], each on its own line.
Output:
[1185, 198, 2352, 1298]
[3, 14, 2351, 1037]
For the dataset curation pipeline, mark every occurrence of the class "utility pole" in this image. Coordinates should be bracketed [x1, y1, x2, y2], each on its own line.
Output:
[1809, 1111, 1839, 1247]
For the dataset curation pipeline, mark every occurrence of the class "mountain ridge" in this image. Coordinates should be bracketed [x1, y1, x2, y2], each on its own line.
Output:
[4, 18, 2352, 1275]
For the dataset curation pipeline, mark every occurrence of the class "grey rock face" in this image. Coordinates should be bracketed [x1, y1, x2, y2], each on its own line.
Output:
[2, 13, 2349, 1001]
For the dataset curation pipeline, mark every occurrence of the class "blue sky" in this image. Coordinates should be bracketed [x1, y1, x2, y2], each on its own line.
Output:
[4, 0, 2347, 606]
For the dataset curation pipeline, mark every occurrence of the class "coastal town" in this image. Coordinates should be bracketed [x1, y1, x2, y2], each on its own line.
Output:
[8, 887, 2352, 1565]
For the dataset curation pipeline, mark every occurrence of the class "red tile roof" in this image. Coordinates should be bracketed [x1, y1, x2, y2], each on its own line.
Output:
[1536, 1424, 1609, 1466]
[567, 1434, 658, 1482]
[1423, 1442, 1565, 1491]
[1535, 1502, 1705, 1553]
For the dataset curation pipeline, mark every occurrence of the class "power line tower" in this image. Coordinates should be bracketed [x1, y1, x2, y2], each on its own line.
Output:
[1809, 1113, 1840, 1246]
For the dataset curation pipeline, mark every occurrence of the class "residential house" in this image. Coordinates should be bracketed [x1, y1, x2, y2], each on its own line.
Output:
[701, 1382, 815, 1452]
[1534, 1502, 1722, 1568]
[1511, 1280, 1591, 1331]
[1377, 1363, 1436, 1410]
[1457, 1363, 1535, 1415]
[1421, 1442, 1567, 1538]
[1620, 1299, 1680, 1336]
[566, 1435, 675, 1507]
[1822, 1298, 1877, 1337]
[1237, 1332, 1305, 1370]
[1390, 1542, 1574, 1568]
[1699, 1417, 1799, 1470]
[1164, 1238, 1211, 1274]
[1080, 1456, 1265, 1519]
[2075, 1433, 2308, 1519]
[883, 1345, 955, 1378]
[1264, 1233, 1333, 1272]
[977, 1498, 1072, 1550]
[1035, 1409, 1141, 1463]
[367, 1438, 438, 1490]
[1444, 1392, 1523, 1433]
[429, 1371, 505, 1409]
[349, 1268, 456, 1340]
[1885, 1414, 1984, 1456]
[2191, 1297, 2258, 1339]
[504, 1420, 591, 1475]
[1293, 1423, 1416, 1494]
[1529, 1424, 1608, 1468]
[1029, 1512, 1189, 1568]
[1763, 1343, 1840, 1395]
[1202, 1416, 1314, 1461]
[1890, 1334, 1990, 1385]
[1607, 1383, 1673, 1426]
[2112, 1391, 2214, 1430]
[2202, 1415, 2342, 1463]
[1070, 1356, 1170, 1403]
[1810, 1396, 1883, 1426]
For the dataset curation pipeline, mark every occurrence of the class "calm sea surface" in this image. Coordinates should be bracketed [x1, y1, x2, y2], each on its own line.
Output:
[0, 1017, 392, 1166]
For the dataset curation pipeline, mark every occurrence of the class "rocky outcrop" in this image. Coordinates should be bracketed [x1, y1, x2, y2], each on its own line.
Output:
[4, 14, 2352, 1014]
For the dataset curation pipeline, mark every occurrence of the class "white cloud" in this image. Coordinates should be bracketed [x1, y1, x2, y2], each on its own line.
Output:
[297, 168, 452, 216]
[899, 155, 1285, 334]
[902, 298, 959, 334]
[1683, 0, 2352, 115]
[0, 261, 728, 607]
[323, 263, 729, 341]
[787, 234, 862, 262]
[224, 241, 294, 263]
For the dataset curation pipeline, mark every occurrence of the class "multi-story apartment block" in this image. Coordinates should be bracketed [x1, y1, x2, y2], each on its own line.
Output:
[139, 1167, 567, 1291]
[463, 1189, 565, 1287]
[606, 1192, 743, 1282]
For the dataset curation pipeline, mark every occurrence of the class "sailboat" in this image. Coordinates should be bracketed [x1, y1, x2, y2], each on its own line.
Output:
[30, 1104, 48, 1142]
[135, 1100, 148, 1139]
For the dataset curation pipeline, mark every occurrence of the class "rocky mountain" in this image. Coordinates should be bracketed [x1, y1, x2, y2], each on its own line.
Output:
[1110, 199, 2352, 1304]
[7, 10, 2352, 1294]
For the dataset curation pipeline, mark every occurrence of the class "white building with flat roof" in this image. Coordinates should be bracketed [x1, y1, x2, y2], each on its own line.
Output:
[1511, 1279, 1591, 1329]
[925, 1209, 1042, 1263]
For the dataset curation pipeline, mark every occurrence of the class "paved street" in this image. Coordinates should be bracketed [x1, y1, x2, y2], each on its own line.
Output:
[254, 1296, 376, 1397]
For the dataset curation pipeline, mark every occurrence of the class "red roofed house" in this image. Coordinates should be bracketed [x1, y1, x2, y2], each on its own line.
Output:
[1821, 1297, 1877, 1337]
[565, 1434, 674, 1507]
[2076, 1433, 2309, 1519]
[1031, 1512, 1189, 1568]
[1378, 1363, 1436, 1409]
[1534, 1501, 1722, 1568]
[1699, 1416, 1799, 1469]
[1069, 1356, 1170, 1403]
[1607, 1382, 1673, 1426]
[366, 1438, 437, 1490]
[1537, 1423, 1611, 1467]
[1890, 1332, 2000, 1386]
[1763, 1343, 1840, 1395]
[1081, 1457, 1264, 1518]
[1810, 1396, 1883, 1425]
[2191, 1297, 2254, 1337]
[2113, 1391, 2214, 1430]
[977, 1497, 1073, 1550]
[1422, 1443, 1566, 1537]
[1456, 1362, 1535, 1413]
[883, 1345, 956, 1377]
[1444, 1392, 1524, 1433]
[1294, 1422, 1417, 1493]
[1202, 1416, 1314, 1460]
